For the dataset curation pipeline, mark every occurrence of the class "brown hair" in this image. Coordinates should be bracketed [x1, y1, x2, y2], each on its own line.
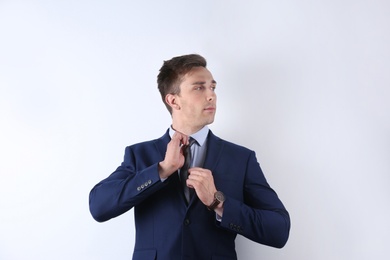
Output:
[157, 54, 207, 114]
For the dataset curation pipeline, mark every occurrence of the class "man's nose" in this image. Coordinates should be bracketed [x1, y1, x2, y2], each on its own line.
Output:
[207, 89, 216, 101]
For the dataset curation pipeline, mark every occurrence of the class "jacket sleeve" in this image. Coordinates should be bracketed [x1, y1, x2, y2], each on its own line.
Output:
[89, 146, 167, 222]
[218, 151, 291, 248]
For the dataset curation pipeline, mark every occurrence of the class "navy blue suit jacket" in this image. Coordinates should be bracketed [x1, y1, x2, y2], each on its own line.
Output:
[89, 130, 290, 260]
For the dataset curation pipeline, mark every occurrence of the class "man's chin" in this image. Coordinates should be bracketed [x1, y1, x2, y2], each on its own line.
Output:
[206, 118, 215, 125]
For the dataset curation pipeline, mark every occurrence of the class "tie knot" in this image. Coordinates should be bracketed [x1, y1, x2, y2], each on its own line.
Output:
[183, 137, 197, 159]
[188, 137, 196, 146]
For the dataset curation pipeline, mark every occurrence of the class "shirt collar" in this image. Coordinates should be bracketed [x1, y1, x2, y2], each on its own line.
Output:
[169, 126, 209, 147]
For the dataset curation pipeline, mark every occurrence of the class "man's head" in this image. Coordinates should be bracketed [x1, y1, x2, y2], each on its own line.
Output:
[157, 54, 207, 114]
[157, 54, 217, 134]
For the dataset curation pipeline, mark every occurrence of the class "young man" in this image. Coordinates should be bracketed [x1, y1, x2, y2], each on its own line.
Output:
[89, 54, 290, 260]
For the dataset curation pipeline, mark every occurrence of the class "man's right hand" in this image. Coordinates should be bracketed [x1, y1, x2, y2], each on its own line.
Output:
[158, 131, 189, 179]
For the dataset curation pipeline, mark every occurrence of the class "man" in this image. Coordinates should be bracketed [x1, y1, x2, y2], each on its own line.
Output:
[89, 54, 290, 259]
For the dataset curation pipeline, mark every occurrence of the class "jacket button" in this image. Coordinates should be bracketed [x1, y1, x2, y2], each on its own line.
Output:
[137, 187, 141, 191]
[184, 219, 191, 226]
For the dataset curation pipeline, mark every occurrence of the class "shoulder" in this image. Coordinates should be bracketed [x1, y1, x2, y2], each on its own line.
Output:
[125, 131, 170, 152]
[129, 138, 160, 148]
[120, 131, 169, 166]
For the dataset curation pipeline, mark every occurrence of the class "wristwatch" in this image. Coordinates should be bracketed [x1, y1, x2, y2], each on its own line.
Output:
[207, 191, 225, 211]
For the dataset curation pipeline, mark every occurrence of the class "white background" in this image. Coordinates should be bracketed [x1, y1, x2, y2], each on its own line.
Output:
[1, 0, 389, 259]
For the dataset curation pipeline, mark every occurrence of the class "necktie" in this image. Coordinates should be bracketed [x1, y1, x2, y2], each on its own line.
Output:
[181, 138, 196, 203]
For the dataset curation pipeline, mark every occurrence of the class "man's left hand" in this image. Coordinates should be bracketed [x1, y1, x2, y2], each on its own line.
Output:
[187, 167, 224, 215]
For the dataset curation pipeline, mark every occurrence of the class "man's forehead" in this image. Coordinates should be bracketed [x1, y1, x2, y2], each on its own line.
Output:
[183, 67, 216, 82]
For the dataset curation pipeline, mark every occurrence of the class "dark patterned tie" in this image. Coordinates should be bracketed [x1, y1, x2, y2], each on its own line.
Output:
[181, 138, 196, 203]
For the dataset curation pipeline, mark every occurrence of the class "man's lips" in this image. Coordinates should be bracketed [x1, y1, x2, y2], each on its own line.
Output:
[204, 107, 216, 111]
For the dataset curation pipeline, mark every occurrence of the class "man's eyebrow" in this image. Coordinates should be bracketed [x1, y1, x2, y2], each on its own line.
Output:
[192, 80, 217, 85]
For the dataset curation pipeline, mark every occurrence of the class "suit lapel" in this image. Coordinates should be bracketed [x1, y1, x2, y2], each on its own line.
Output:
[155, 129, 225, 172]
[188, 131, 225, 207]
[154, 130, 170, 159]
[203, 131, 224, 173]
[155, 130, 188, 205]
[156, 130, 226, 207]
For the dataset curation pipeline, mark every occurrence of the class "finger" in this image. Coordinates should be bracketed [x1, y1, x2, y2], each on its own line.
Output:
[188, 167, 211, 176]
[186, 179, 196, 189]
[170, 133, 188, 152]
[168, 137, 182, 155]
[173, 131, 189, 145]
[186, 181, 194, 189]
[188, 172, 210, 183]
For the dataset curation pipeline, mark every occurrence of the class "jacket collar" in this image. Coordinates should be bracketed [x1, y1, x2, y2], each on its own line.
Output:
[155, 129, 224, 172]
[204, 131, 224, 172]
[155, 129, 171, 160]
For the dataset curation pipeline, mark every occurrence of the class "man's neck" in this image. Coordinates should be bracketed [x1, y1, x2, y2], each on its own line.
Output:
[169, 125, 209, 146]
[171, 123, 206, 136]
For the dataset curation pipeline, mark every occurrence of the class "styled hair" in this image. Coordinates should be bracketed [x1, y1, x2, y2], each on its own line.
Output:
[157, 54, 207, 114]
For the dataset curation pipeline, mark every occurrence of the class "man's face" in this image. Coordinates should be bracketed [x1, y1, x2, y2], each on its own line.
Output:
[174, 66, 217, 131]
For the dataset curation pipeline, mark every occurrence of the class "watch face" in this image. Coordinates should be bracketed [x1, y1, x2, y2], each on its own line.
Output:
[215, 191, 225, 202]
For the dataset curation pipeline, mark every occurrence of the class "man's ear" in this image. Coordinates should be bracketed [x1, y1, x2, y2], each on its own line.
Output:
[165, 94, 180, 111]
